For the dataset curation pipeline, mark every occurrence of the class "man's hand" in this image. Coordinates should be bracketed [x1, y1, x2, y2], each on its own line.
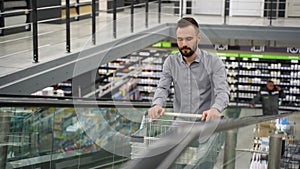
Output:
[249, 104, 254, 108]
[275, 85, 281, 91]
[201, 108, 221, 121]
[148, 104, 165, 120]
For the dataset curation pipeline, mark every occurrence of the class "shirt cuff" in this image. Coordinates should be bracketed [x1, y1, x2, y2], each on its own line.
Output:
[152, 98, 165, 107]
[212, 104, 223, 113]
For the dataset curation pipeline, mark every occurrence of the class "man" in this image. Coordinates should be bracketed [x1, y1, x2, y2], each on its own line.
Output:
[147, 17, 229, 169]
[249, 80, 285, 115]
[148, 17, 229, 121]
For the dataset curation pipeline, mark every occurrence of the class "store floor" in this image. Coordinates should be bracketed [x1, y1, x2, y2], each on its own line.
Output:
[1, 2, 300, 78]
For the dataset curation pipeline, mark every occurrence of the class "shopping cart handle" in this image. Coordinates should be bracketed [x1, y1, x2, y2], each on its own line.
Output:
[163, 112, 202, 118]
[144, 111, 202, 119]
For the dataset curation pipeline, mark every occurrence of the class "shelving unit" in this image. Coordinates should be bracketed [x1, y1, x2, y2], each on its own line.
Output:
[0, 0, 31, 35]
[96, 46, 300, 111]
[96, 48, 171, 101]
[219, 52, 300, 110]
[53, 79, 72, 96]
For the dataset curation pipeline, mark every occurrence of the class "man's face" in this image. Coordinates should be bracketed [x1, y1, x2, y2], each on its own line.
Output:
[176, 25, 200, 57]
[267, 82, 275, 90]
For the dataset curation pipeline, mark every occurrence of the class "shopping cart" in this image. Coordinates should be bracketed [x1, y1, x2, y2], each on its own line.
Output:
[130, 112, 224, 169]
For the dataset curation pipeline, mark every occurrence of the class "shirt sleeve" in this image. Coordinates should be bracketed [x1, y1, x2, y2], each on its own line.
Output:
[250, 90, 262, 105]
[152, 56, 173, 107]
[279, 89, 286, 98]
[211, 58, 230, 113]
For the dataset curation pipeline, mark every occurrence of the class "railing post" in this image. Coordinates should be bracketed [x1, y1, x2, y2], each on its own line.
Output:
[66, 0, 71, 52]
[223, 0, 227, 25]
[223, 128, 238, 169]
[130, 0, 134, 33]
[268, 133, 282, 169]
[113, 0, 116, 38]
[269, 0, 273, 26]
[32, 0, 38, 63]
[0, 0, 5, 35]
[158, 0, 161, 23]
[180, 0, 183, 18]
[92, 0, 96, 45]
[145, 0, 149, 28]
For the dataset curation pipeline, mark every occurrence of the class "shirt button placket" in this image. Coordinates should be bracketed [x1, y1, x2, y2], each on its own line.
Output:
[188, 66, 191, 114]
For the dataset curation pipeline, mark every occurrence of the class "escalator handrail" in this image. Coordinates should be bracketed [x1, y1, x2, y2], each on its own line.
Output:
[0, 94, 174, 108]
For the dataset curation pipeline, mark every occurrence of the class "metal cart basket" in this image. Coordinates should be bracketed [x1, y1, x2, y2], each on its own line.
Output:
[130, 112, 224, 169]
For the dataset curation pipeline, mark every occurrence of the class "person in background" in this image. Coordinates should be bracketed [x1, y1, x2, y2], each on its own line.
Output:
[147, 17, 229, 169]
[249, 80, 285, 115]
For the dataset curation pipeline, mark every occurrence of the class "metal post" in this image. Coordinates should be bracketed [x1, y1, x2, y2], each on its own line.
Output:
[0, 112, 11, 169]
[0, 0, 5, 35]
[66, 0, 71, 52]
[158, 0, 161, 23]
[78, 86, 81, 97]
[145, 0, 149, 28]
[32, 0, 38, 63]
[268, 134, 282, 169]
[92, 0, 96, 45]
[223, 129, 238, 169]
[269, 0, 273, 26]
[223, 0, 227, 25]
[75, 0, 80, 20]
[180, 0, 183, 18]
[113, 0, 116, 38]
[130, 0, 134, 33]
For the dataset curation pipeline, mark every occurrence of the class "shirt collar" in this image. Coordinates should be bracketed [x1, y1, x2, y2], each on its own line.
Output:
[179, 48, 201, 63]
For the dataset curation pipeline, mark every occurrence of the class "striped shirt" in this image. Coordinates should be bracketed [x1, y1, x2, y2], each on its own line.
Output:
[152, 49, 229, 117]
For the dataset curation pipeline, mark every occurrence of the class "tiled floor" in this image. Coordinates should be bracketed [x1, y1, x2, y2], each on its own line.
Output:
[1, 2, 300, 78]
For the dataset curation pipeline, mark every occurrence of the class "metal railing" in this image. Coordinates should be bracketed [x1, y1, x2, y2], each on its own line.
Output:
[1, 0, 299, 63]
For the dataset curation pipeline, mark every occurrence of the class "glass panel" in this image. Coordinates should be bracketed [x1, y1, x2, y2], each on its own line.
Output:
[0, 103, 174, 168]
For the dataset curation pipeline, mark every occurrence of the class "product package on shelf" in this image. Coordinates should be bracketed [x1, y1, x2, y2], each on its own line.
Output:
[249, 137, 269, 169]
[113, 78, 140, 100]
[254, 121, 276, 138]
[281, 140, 300, 169]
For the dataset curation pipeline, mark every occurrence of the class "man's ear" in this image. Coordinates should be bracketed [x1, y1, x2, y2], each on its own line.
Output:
[197, 33, 201, 42]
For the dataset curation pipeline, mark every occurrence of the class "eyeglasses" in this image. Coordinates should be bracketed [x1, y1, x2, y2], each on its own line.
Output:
[177, 37, 194, 42]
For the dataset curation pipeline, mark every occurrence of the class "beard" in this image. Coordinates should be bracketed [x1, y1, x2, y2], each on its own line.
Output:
[179, 46, 195, 57]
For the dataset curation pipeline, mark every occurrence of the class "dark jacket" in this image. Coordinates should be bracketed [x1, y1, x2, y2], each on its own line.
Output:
[250, 87, 286, 115]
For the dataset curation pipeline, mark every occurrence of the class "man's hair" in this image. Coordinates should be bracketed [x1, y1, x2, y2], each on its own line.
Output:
[177, 17, 199, 33]
[267, 80, 274, 84]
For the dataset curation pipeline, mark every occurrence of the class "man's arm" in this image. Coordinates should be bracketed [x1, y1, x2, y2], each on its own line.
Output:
[249, 90, 262, 107]
[276, 86, 286, 98]
[202, 57, 229, 121]
[211, 59, 230, 113]
[149, 57, 173, 119]
[152, 57, 173, 107]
